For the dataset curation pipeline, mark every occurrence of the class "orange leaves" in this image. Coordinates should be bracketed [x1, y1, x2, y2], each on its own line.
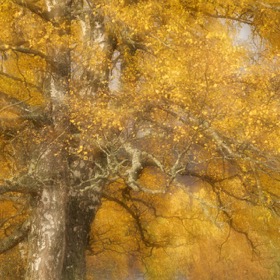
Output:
[90, 178, 280, 279]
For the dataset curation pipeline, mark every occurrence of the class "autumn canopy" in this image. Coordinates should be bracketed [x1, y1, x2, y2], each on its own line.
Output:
[0, 0, 279, 279]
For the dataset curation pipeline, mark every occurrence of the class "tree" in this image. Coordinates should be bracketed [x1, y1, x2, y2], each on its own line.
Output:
[0, 0, 279, 279]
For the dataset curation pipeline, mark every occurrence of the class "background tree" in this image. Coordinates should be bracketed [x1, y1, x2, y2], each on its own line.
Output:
[0, 0, 279, 279]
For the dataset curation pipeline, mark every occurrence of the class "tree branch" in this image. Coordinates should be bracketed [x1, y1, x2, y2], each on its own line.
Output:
[0, 219, 30, 254]
[0, 91, 51, 128]
[257, 1, 280, 12]
[12, 0, 52, 22]
[211, 186, 258, 255]
[0, 70, 42, 92]
[182, 5, 253, 25]
[123, 143, 166, 194]
[0, 174, 42, 195]
[103, 194, 163, 248]
[0, 91, 32, 115]
[0, 44, 51, 64]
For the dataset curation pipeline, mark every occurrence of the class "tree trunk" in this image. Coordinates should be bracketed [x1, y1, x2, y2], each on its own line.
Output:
[62, 194, 101, 280]
[24, 127, 69, 280]
[25, 186, 67, 280]
[26, 186, 102, 280]
[24, 1, 112, 279]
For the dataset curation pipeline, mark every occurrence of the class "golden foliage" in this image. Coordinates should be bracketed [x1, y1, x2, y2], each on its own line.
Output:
[0, 0, 279, 279]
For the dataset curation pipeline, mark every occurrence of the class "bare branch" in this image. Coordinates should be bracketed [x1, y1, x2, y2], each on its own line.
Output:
[0, 90, 32, 114]
[211, 187, 259, 255]
[0, 174, 42, 195]
[0, 70, 42, 92]
[103, 194, 163, 248]
[0, 44, 51, 64]
[0, 219, 30, 254]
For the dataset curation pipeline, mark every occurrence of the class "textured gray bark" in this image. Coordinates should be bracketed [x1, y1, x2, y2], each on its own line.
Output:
[24, 1, 112, 279]
[26, 184, 102, 280]
[25, 187, 67, 280]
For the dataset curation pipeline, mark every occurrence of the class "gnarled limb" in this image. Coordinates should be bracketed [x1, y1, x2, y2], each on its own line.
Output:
[0, 174, 42, 195]
[123, 143, 166, 194]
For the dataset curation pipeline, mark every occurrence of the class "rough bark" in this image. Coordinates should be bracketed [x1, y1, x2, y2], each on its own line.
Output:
[0, 0, 115, 278]
[25, 1, 71, 278]
[62, 193, 101, 280]
[25, 186, 67, 280]
[24, 1, 113, 279]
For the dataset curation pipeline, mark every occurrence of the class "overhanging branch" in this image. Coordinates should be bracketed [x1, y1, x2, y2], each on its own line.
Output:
[103, 194, 163, 248]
